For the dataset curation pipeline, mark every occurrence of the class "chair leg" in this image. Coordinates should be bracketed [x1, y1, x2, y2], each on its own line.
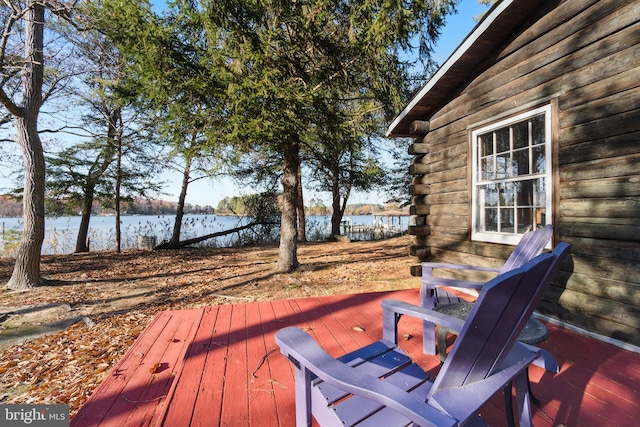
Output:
[437, 327, 450, 363]
[504, 370, 541, 427]
[514, 372, 534, 427]
[294, 365, 313, 427]
[504, 381, 516, 427]
[527, 368, 541, 405]
[423, 320, 437, 355]
[420, 286, 437, 355]
[383, 308, 400, 344]
[420, 283, 436, 310]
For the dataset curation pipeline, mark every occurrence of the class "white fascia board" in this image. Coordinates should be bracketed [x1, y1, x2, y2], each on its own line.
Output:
[385, 0, 516, 137]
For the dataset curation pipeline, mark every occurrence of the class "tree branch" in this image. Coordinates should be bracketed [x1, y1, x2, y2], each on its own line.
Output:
[0, 2, 25, 116]
[0, 86, 22, 116]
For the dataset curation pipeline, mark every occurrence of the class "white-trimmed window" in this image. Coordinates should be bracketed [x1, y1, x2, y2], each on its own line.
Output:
[471, 105, 552, 245]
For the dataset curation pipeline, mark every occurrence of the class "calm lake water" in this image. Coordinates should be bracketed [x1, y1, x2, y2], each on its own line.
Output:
[0, 214, 409, 255]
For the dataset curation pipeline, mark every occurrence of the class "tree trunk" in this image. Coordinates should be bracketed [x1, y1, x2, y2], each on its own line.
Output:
[296, 162, 307, 242]
[7, 2, 45, 290]
[156, 220, 270, 249]
[75, 185, 95, 252]
[74, 106, 118, 253]
[115, 128, 122, 253]
[330, 167, 351, 236]
[169, 156, 192, 249]
[330, 174, 342, 236]
[275, 137, 300, 272]
[8, 118, 45, 289]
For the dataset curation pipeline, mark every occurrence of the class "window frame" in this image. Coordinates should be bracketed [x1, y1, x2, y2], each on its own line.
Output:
[470, 104, 553, 245]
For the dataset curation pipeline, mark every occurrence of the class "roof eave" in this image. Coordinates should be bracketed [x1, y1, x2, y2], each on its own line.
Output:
[385, 0, 517, 138]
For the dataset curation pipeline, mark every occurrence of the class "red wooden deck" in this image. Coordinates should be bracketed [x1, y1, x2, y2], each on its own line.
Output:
[71, 289, 640, 426]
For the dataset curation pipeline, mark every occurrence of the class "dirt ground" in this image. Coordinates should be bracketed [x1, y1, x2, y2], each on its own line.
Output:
[0, 236, 419, 416]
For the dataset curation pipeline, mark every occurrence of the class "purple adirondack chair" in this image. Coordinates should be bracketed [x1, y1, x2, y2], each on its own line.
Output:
[420, 224, 553, 355]
[276, 241, 570, 427]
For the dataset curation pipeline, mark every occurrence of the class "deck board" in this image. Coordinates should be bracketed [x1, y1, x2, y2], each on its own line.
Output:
[124, 311, 197, 427]
[71, 289, 640, 427]
[160, 305, 219, 427]
[222, 303, 250, 426]
[264, 299, 298, 426]
[247, 301, 277, 425]
[192, 304, 233, 427]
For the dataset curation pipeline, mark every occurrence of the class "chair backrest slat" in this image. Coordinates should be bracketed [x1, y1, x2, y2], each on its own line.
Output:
[500, 224, 553, 273]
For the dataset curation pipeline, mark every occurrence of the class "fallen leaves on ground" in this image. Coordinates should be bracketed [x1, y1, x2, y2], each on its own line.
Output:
[0, 236, 418, 416]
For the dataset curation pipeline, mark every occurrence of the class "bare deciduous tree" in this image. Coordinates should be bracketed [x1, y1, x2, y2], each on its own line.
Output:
[0, 1, 80, 289]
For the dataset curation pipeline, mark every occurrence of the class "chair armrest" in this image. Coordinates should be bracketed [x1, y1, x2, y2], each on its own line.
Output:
[275, 327, 457, 427]
[421, 276, 487, 290]
[518, 342, 560, 373]
[421, 262, 502, 273]
[421, 263, 500, 290]
[381, 299, 466, 344]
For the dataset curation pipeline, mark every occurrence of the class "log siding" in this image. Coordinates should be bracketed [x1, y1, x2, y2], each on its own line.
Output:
[400, 0, 640, 345]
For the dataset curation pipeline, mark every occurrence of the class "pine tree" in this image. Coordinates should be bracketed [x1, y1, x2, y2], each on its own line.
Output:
[209, 0, 458, 271]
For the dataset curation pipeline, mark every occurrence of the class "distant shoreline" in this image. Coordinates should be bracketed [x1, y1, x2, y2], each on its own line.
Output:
[1, 213, 408, 256]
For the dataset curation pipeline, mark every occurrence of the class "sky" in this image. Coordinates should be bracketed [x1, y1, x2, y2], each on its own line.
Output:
[0, 0, 489, 209]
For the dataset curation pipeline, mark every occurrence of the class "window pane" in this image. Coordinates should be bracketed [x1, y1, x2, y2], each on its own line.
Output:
[500, 208, 514, 233]
[496, 128, 510, 153]
[513, 148, 529, 176]
[479, 133, 493, 156]
[517, 208, 534, 233]
[484, 184, 498, 207]
[513, 121, 529, 149]
[534, 178, 546, 206]
[532, 114, 545, 145]
[499, 182, 514, 206]
[485, 208, 498, 231]
[533, 145, 545, 173]
[516, 180, 534, 206]
[497, 153, 510, 178]
[536, 208, 547, 227]
[481, 156, 494, 180]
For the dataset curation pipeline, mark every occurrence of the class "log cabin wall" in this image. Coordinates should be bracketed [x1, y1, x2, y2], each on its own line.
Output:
[406, 0, 640, 345]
